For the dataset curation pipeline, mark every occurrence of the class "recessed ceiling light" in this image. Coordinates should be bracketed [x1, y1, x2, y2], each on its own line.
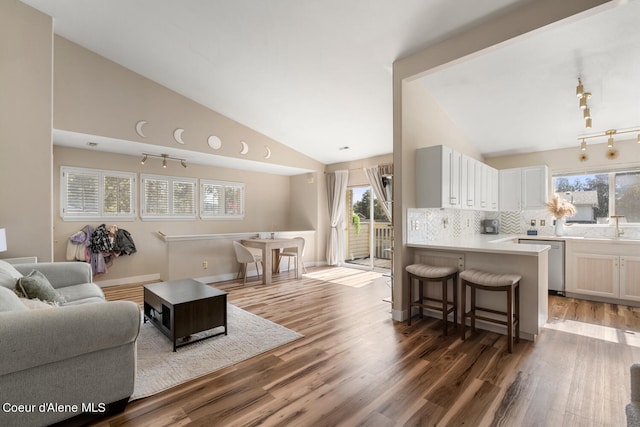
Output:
[339, 146, 350, 150]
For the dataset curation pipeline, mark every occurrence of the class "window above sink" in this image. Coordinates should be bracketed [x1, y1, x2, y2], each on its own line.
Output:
[553, 169, 640, 225]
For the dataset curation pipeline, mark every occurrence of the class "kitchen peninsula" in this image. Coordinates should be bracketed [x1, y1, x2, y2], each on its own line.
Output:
[407, 235, 550, 341]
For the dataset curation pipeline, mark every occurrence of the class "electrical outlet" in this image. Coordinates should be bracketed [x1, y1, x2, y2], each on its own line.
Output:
[202, 260, 208, 269]
[530, 219, 536, 227]
[540, 219, 546, 226]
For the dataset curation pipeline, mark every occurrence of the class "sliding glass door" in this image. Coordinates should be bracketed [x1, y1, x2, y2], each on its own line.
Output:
[344, 186, 392, 271]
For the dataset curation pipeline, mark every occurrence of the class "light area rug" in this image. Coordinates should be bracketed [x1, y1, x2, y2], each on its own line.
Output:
[132, 304, 303, 400]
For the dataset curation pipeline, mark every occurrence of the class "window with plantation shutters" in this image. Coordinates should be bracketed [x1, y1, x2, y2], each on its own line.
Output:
[60, 167, 136, 221]
[201, 179, 244, 219]
[141, 174, 196, 220]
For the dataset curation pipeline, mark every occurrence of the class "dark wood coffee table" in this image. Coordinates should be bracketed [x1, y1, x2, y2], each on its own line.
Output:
[143, 279, 227, 351]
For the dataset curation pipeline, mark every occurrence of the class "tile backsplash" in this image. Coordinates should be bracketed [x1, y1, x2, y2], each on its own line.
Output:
[408, 208, 640, 242]
[407, 208, 485, 243]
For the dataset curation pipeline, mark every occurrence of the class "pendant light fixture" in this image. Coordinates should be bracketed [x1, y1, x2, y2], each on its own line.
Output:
[576, 78, 584, 98]
[576, 78, 592, 129]
[579, 93, 591, 109]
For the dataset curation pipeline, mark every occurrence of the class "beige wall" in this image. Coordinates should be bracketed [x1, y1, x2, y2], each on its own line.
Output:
[53, 146, 321, 283]
[486, 137, 640, 175]
[326, 153, 393, 188]
[0, 1, 53, 262]
[54, 36, 321, 172]
[50, 35, 332, 284]
[391, 0, 613, 320]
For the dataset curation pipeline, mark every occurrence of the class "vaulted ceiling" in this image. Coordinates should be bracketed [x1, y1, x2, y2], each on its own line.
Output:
[21, 0, 639, 164]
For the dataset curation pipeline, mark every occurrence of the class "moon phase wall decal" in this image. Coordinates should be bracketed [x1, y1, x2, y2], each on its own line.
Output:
[173, 128, 186, 144]
[135, 120, 147, 138]
[208, 135, 222, 150]
[240, 141, 249, 155]
[264, 146, 271, 159]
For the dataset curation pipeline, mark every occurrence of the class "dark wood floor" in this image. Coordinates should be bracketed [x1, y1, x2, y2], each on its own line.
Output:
[92, 266, 640, 426]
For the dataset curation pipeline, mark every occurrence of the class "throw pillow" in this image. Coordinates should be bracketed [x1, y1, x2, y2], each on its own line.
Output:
[16, 270, 66, 304]
[0, 259, 23, 289]
[0, 286, 28, 312]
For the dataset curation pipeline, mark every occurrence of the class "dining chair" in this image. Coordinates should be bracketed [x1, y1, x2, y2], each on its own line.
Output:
[277, 237, 307, 278]
[233, 241, 263, 284]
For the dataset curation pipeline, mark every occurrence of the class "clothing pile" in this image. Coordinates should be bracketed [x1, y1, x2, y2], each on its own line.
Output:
[66, 224, 137, 275]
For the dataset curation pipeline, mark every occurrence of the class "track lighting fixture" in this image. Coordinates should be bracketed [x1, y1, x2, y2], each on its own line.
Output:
[579, 93, 591, 109]
[577, 127, 640, 154]
[576, 78, 584, 98]
[585, 118, 592, 129]
[583, 108, 591, 120]
[141, 153, 188, 168]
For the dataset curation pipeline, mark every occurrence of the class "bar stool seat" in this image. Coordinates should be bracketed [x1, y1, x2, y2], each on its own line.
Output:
[460, 269, 521, 353]
[406, 264, 458, 335]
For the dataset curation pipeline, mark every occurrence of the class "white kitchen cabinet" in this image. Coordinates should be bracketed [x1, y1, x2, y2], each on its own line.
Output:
[566, 241, 640, 302]
[416, 145, 461, 209]
[499, 165, 548, 211]
[570, 252, 618, 298]
[619, 256, 640, 301]
[416, 145, 497, 211]
[488, 166, 500, 211]
[474, 162, 499, 211]
[461, 155, 476, 209]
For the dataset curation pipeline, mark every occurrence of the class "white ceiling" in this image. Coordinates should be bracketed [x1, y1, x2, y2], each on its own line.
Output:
[20, 0, 640, 166]
[419, 0, 640, 158]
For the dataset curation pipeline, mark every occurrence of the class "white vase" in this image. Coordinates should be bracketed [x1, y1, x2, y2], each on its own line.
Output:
[554, 218, 565, 236]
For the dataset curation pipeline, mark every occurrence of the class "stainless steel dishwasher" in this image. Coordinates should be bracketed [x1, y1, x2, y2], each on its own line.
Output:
[518, 239, 565, 295]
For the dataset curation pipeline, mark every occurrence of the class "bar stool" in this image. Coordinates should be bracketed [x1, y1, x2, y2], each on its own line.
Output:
[460, 269, 521, 353]
[406, 264, 459, 336]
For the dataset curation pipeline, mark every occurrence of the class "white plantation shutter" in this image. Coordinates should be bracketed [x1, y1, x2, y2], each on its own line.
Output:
[65, 170, 100, 215]
[61, 167, 135, 220]
[173, 180, 196, 216]
[143, 178, 169, 216]
[201, 180, 244, 219]
[141, 174, 196, 220]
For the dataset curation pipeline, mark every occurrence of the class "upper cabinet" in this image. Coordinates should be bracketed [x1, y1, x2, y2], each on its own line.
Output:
[416, 145, 498, 211]
[416, 145, 460, 209]
[499, 165, 549, 211]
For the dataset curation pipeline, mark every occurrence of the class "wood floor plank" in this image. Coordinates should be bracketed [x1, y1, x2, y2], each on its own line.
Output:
[93, 267, 640, 427]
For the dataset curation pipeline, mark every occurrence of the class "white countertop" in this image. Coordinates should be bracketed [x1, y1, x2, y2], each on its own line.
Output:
[408, 233, 640, 255]
[408, 234, 549, 256]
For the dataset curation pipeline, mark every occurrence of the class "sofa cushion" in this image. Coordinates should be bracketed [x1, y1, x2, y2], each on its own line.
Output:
[56, 282, 105, 304]
[0, 260, 23, 289]
[0, 286, 28, 312]
[16, 270, 67, 304]
[20, 297, 56, 310]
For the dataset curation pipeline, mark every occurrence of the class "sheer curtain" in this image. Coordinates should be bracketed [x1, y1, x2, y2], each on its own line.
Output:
[325, 170, 349, 265]
[364, 165, 392, 222]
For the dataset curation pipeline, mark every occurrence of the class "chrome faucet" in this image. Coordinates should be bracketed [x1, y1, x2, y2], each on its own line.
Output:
[612, 215, 625, 238]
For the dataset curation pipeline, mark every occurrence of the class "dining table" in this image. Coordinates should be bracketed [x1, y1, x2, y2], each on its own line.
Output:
[241, 237, 303, 285]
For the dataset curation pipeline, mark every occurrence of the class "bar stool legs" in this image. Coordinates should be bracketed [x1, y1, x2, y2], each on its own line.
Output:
[460, 269, 521, 353]
[406, 264, 459, 336]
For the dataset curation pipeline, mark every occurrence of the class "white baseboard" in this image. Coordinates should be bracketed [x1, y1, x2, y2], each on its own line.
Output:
[95, 273, 161, 288]
[194, 272, 239, 284]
